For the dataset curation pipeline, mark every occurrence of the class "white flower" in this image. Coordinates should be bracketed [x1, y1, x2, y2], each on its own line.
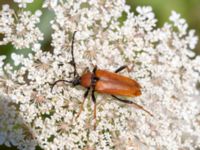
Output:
[169, 11, 188, 36]
[14, 0, 34, 8]
[0, 5, 43, 50]
[11, 53, 24, 66]
[43, 0, 58, 8]
[0, 1, 200, 150]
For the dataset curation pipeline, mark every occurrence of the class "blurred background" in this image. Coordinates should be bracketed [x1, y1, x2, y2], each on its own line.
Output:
[0, 0, 200, 58]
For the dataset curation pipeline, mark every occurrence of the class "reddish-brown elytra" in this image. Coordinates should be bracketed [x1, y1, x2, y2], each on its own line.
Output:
[51, 31, 153, 129]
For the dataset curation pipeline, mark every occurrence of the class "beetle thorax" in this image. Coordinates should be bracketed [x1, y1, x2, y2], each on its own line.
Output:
[80, 72, 92, 88]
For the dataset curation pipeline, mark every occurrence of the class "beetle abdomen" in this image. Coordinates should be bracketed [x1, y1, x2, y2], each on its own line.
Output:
[95, 70, 141, 97]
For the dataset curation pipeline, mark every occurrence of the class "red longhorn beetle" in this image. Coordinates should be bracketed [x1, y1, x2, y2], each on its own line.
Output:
[51, 31, 153, 129]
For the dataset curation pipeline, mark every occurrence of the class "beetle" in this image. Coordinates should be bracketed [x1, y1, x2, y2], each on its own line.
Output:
[51, 31, 153, 129]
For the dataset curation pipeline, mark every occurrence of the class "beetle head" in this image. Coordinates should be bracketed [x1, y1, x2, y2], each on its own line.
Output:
[71, 76, 81, 86]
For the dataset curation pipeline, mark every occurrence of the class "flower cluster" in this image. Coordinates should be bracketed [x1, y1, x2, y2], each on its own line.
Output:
[0, 0, 200, 150]
[0, 4, 43, 50]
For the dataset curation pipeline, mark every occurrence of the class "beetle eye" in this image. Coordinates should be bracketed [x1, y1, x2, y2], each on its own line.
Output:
[94, 77, 99, 81]
[72, 77, 81, 86]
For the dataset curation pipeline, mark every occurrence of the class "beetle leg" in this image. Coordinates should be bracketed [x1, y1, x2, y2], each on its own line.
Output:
[91, 89, 97, 130]
[111, 95, 153, 116]
[75, 88, 90, 120]
[115, 65, 132, 73]
[92, 65, 97, 74]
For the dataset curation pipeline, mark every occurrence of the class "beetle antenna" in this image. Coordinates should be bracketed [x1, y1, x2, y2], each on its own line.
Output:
[70, 31, 79, 77]
[50, 80, 72, 92]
